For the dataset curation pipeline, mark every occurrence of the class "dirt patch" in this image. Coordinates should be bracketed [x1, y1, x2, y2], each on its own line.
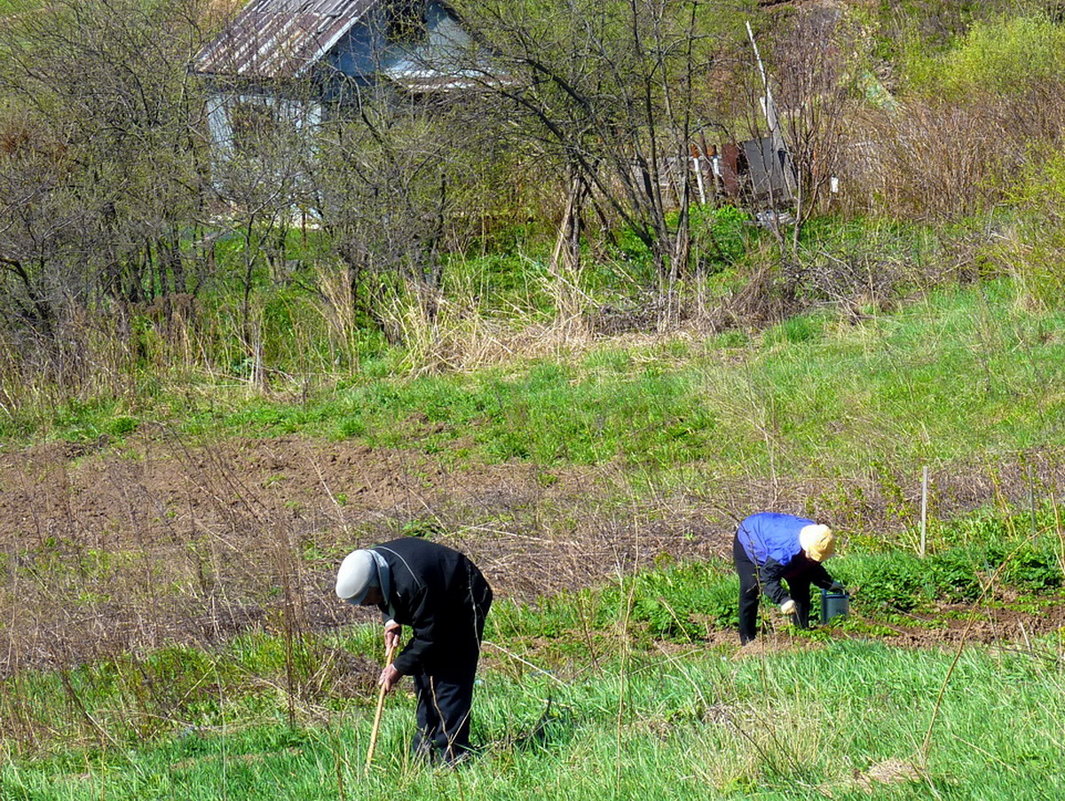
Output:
[851, 759, 923, 792]
[0, 435, 1061, 675]
[849, 600, 1065, 648]
[730, 636, 825, 660]
[0, 434, 726, 674]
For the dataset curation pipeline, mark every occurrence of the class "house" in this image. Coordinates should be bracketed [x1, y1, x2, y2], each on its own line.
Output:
[192, 0, 481, 154]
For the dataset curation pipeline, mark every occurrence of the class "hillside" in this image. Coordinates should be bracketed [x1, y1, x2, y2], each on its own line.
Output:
[1, 1, 1064, 799]
[2, 280, 1064, 798]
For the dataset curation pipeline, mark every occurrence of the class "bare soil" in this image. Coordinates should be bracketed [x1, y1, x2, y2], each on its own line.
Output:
[0, 434, 1061, 675]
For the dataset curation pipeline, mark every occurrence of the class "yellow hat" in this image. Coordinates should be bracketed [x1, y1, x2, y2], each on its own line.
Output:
[799, 524, 836, 562]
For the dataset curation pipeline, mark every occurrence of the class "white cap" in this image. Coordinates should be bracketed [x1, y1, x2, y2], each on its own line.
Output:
[335, 549, 378, 604]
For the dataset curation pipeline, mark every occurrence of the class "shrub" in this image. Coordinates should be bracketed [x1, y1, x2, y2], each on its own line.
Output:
[916, 16, 1065, 99]
[689, 204, 752, 270]
[1001, 543, 1062, 591]
[925, 548, 984, 602]
[990, 152, 1065, 309]
[834, 552, 926, 612]
[850, 17, 1065, 223]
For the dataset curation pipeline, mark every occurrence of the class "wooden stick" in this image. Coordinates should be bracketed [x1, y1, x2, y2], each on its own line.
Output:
[365, 642, 397, 775]
[920, 465, 928, 557]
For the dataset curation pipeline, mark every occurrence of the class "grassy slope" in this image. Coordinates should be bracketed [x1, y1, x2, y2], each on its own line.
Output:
[4, 639, 1064, 800]
[30, 280, 1065, 484]
[2, 281, 1063, 797]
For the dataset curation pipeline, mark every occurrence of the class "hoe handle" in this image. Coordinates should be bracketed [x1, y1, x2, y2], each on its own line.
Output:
[365, 642, 397, 774]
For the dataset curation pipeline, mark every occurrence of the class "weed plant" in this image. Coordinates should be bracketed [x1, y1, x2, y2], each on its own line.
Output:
[3, 500, 1065, 797]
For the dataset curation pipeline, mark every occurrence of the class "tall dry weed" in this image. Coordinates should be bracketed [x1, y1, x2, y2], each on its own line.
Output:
[378, 270, 598, 374]
[842, 77, 1065, 223]
[315, 260, 361, 370]
[841, 100, 1007, 220]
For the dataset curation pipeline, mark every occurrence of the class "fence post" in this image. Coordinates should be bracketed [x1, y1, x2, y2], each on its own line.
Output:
[692, 156, 707, 205]
[919, 466, 928, 557]
[1028, 463, 1038, 542]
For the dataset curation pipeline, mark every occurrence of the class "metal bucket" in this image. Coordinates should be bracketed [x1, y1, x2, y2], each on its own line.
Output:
[820, 589, 850, 624]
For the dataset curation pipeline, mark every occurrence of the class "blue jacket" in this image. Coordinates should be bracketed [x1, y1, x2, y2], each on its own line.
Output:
[737, 512, 834, 605]
[737, 512, 811, 567]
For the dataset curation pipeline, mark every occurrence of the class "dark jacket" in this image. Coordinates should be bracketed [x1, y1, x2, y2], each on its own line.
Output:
[737, 513, 835, 604]
[371, 538, 491, 676]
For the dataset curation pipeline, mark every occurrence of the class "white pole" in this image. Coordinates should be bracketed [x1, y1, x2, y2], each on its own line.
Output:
[745, 20, 794, 196]
[692, 157, 706, 205]
[920, 466, 929, 557]
[745, 21, 775, 132]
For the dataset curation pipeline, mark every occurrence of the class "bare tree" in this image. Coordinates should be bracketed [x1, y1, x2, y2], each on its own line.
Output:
[687, 5, 860, 321]
[310, 82, 510, 348]
[0, 0, 211, 387]
[458, 0, 751, 326]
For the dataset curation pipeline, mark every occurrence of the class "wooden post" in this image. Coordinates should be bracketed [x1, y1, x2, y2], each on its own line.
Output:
[919, 466, 928, 557]
[692, 156, 707, 205]
[1028, 464, 1038, 542]
[365, 643, 397, 775]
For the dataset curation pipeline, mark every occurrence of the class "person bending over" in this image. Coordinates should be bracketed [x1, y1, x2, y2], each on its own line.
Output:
[336, 537, 492, 764]
[733, 512, 843, 644]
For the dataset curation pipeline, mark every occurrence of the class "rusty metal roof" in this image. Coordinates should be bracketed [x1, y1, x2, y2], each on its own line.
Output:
[194, 0, 378, 79]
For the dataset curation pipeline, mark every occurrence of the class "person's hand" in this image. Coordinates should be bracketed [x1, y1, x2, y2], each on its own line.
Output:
[780, 599, 797, 615]
[384, 621, 401, 651]
[378, 664, 401, 694]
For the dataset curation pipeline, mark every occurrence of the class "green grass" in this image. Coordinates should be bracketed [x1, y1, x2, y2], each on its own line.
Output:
[4, 639, 1064, 800]
[3, 503, 1065, 798]
[12, 280, 1061, 488]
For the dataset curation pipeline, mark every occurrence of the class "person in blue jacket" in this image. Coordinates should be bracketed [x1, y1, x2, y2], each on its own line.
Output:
[733, 512, 844, 643]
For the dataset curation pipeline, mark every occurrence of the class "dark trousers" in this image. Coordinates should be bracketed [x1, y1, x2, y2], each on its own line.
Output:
[411, 571, 492, 763]
[733, 535, 813, 644]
